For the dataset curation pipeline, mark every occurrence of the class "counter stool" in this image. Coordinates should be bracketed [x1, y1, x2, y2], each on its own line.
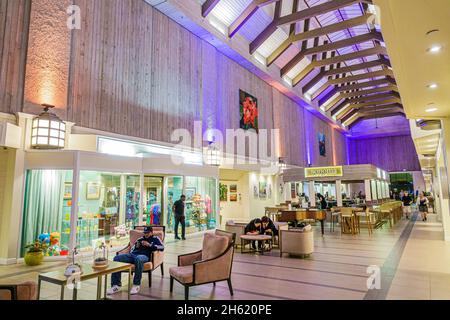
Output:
[330, 207, 340, 232]
[340, 208, 356, 235]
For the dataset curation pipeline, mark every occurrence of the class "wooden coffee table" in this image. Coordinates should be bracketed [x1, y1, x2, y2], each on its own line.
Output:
[240, 234, 273, 255]
[37, 261, 132, 300]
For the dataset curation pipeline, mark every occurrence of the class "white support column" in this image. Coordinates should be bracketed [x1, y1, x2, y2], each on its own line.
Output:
[364, 179, 372, 202]
[309, 181, 316, 207]
[336, 180, 343, 207]
[139, 173, 144, 225]
[283, 182, 290, 201]
[69, 151, 81, 251]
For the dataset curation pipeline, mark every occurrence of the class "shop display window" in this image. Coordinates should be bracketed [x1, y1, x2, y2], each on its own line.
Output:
[166, 176, 183, 234]
[143, 176, 163, 226]
[21, 170, 73, 257]
[78, 171, 127, 251]
[126, 175, 141, 227]
[184, 176, 217, 233]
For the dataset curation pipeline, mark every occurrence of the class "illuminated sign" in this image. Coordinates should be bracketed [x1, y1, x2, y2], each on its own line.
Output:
[305, 166, 343, 178]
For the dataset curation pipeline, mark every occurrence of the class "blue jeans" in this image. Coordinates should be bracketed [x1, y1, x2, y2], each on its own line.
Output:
[111, 253, 149, 286]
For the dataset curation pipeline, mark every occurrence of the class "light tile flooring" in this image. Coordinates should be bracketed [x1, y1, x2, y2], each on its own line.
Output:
[1, 213, 450, 300]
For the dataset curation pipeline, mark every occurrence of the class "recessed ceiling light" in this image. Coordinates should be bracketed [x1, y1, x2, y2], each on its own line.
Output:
[427, 83, 438, 89]
[425, 106, 438, 113]
[428, 45, 442, 53]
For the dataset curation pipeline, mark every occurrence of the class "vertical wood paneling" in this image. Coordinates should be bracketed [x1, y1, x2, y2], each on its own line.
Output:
[348, 135, 421, 172]
[0, 0, 30, 114]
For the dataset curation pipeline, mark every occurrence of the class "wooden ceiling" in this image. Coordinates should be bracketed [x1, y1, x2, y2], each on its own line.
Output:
[201, 0, 405, 128]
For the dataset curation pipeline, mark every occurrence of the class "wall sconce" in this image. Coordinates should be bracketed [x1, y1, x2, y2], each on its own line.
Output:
[203, 141, 221, 166]
[31, 104, 66, 149]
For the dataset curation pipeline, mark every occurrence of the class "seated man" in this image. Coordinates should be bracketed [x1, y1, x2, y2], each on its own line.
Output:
[261, 216, 278, 237]
[107, 226, 164, 295]
[245, 218, 262, 249]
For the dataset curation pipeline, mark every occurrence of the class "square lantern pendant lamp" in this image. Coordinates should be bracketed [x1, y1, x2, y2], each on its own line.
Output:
[31, 104, 66, 149]
[203, 141, 221, 167]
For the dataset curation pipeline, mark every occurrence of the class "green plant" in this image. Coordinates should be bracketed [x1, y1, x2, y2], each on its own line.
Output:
[25, 240, 48, 253]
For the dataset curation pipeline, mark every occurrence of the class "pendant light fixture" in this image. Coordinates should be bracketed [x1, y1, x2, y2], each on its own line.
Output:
[31, 104, 66, 149]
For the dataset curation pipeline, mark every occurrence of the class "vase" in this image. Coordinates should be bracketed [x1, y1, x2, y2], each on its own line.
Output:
[24, 251, 44, 266]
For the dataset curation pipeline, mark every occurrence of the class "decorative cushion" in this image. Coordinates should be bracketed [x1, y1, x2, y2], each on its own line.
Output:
[169, 266, 193, 284]
[201, 232, 229, 261]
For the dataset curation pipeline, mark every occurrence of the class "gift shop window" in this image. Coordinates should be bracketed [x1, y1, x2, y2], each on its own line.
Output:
[184, 176, 217, 233]
[21, 170, 73, 257]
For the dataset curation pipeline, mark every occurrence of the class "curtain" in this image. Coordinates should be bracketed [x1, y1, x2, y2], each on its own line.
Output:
[21, 170, 66, 256]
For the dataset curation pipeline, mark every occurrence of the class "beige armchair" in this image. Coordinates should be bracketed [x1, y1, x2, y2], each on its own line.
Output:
[279, 227, 314, 258]
[169, 230, 235, 300]
[225, 221, 246, 247]
[0, 282, 37, 300]
[116, 225, 165, 287]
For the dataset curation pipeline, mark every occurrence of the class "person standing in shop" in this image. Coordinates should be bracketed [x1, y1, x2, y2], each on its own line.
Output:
[173, 195, 186, 240]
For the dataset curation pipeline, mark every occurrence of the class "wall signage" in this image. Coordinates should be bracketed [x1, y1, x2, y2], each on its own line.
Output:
[305, 166, 343, 178]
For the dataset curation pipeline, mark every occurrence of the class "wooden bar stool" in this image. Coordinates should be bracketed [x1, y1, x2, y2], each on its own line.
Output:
[340, 208, 356, 235]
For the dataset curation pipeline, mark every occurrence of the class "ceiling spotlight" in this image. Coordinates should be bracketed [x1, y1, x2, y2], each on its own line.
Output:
[425, 106, 438, 113]
[428, 45, 442, 53]
[427, 83, 438, 89]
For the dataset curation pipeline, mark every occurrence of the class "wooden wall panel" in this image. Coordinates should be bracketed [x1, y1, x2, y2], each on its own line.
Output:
[0, 0, 30, 114]
[272, 88, 306, 167]
[348, 135, 421, 172]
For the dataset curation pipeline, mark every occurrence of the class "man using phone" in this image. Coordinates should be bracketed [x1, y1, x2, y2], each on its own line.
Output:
[107, 226, 164, 295]
[173, 195, 186, 240]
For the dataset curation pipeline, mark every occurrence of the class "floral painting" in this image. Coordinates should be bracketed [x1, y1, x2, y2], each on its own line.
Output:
[239, 90, 258, 133]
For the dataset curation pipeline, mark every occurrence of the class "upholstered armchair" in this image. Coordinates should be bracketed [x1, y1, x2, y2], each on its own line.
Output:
[169, 229, 235, 300]
[279, 227, 314, 258]
[116, 225, 165, 287]
[0, 282, 37, 300]
[225, 221, 246, 247]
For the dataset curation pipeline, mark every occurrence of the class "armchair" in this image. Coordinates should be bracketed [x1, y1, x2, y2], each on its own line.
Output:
[225, 221, 246, 248]
[115, 225, 165, 287]
[169, 229, 235, 300]
[0, 282, 37, 300]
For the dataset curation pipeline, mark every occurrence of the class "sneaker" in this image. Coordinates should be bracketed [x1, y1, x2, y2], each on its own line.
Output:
[106, 285, 121, 295]
[130, 285, 140, 295]
[182, 237, 186, 240]
[175, 237, 181, 240]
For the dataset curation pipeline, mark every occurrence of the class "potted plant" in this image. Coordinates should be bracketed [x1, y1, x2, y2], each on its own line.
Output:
[24, 240, 48, 266]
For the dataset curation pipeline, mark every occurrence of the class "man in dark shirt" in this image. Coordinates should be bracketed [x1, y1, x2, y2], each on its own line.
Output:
[402, 191, 413, 219]
[261, 216, 278, 236]
[108, 226, 164, 295]
[173, 195, 186, 240]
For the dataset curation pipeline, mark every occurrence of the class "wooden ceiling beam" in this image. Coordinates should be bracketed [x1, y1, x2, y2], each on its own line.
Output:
[336, 77, 396, 92]
[339, 85, 399, 99]
[347, 92, 400, 104]
[304, 58, 391, 96]
[249, 1, 282, 54]
[276, 0, 372, 27]
[348, 97, 403, 109]
[290, 46, 387, 84]
[271, 14, 373, 69]
[202, 0, 221, 17]
[229, 0, 281, 37]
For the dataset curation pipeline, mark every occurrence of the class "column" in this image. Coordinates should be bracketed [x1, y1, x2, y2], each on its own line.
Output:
[336, 180, 343, 207]
[309, 181, 316, 207]
[364, 179, 372, 202]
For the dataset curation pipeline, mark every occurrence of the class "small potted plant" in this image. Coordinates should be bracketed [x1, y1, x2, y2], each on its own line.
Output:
[24, 240, 48, 266]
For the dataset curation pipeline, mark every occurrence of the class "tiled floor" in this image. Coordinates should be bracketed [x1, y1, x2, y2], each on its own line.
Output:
[1, 213, 450, 300]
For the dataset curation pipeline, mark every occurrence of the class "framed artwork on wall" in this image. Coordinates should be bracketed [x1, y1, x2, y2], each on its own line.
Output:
[267, 184, 272, 199]
[291, 183, 296, 199]
[64, 183, 72, 199]
[219, 183, 228, 202]
[239, 90, 259, 133]
[259, 181, 267, 199]
[86, 182, 101, 200]
[318, 133, 326, 157]
[230, 184, 237, 193]
[253, 185, 259, 198]
[230, 194, 238, 202]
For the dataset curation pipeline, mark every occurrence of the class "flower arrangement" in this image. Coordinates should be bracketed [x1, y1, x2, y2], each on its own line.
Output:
[25, 239, 49, 253]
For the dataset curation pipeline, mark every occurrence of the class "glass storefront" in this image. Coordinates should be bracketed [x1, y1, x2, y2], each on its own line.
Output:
[21, 168, 218, 256]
